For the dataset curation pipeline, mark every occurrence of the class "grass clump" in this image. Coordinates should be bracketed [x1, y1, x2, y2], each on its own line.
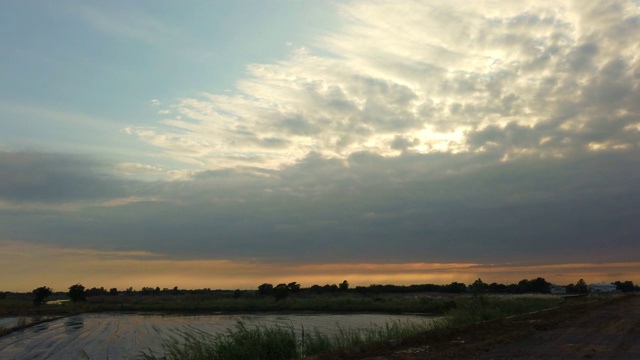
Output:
[139, 296, 560, 359]
[331, 319, 432, 349]
[442, 295, 559, 326]
[140, 322, 300, 360]
[139, 319, 434, 360]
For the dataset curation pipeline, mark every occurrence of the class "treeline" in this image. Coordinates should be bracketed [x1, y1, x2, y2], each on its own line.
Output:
[5, 278, 639, 306]
[252, 277, 640, 300]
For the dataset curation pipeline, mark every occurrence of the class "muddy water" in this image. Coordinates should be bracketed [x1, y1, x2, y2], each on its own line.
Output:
[0, 312, 434, 359]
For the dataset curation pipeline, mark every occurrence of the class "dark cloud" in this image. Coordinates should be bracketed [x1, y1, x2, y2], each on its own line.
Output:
[390, 136, 420, 151]
[0, 152, 131, 202]
[3, 147, 639, 266]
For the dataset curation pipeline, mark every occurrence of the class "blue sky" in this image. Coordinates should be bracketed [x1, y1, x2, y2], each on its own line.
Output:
[1, 1, 640, 291]
[1, 1, 336, 168]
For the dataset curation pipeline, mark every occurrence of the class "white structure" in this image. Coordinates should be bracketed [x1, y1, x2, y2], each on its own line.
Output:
[587, 283, 617, 292]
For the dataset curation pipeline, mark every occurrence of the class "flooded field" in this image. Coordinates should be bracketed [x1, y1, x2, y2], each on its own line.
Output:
[0, 312, 434, 359]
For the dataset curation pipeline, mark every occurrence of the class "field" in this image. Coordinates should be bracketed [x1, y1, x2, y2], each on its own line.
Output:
[4, 292, 631, 359]
[0, 292, 459, 317]
[0, 292, 565, 359]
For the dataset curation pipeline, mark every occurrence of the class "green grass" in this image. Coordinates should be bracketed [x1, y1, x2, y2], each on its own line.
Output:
[139, 322, 302, 360]
[139, 295, 562, 360]
[439, 294, 561, 326]
[1, 293, 458, 317]
[138, 319, 437, 360]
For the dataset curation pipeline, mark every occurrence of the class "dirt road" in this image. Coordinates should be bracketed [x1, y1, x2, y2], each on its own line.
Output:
[325, 294, 640, 359]
[472, 294, 640, 359]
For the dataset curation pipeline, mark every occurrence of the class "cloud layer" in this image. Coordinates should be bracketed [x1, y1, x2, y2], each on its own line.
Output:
[2, 1, 640, 288]
[128, 0, 640, 169]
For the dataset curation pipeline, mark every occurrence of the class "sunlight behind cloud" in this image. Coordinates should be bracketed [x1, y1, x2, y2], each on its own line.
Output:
[129, 0, 640, 170]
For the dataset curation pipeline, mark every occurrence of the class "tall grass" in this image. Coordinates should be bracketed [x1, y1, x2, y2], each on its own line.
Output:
[139, 295, 561, 360]
[138, 319, 434, 360]
[440, 294, 560, 326]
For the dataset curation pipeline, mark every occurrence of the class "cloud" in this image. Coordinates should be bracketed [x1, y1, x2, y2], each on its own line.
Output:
[0, 152, 126, 202]
[126, 0, 640, 171]
[2, 147, 639, 267]
[2, 1, 640, 286]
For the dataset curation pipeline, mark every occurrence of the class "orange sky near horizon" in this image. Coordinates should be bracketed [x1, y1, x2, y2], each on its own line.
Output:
[1, 241, 638, 292]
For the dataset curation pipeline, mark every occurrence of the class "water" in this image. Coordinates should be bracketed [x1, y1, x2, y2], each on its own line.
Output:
[0, 312, 435, 359]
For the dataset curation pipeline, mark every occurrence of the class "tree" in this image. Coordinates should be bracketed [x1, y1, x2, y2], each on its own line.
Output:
[530, 277, 551, 293]
[86, 287, 108, 297]
[614, 280, 635, 292]
[258, 283, 273, 296]
[68, 284, 87, 303]
[575, 279, 588, 294]
[339, 280, 350, 291]
[32, 286, 53, 306]
[287, 282, 301, 293]
[273, 283, 289, 301]
[470, 278, 488, 294]
[443, 282, 467, 293]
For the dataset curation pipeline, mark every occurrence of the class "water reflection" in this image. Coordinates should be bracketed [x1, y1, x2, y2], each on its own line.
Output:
[0, 312, 436, 359]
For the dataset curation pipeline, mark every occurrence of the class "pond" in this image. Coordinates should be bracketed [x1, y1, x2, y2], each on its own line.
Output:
[0, 312, 436, 359]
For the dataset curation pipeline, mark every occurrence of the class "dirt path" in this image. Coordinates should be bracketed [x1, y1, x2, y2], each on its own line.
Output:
[471, 294, 640, 359]
[319, 294, 640, 360]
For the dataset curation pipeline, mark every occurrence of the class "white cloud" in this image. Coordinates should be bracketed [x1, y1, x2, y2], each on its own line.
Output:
[130, 0, 639, 170]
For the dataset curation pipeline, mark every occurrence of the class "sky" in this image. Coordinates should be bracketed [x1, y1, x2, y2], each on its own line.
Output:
[1, 0, 640, 292]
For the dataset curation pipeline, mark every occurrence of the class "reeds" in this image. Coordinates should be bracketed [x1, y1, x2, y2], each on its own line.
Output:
[139, 319, 434, 360]
[439, 294, 560, 326]
[138, 295, 560, 360]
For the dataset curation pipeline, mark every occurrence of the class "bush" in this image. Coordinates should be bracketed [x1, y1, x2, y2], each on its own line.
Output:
[68, 284, 87, 303]
[32, 286, 52, 306]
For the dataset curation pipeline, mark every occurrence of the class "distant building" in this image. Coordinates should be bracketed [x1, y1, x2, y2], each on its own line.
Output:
[587, 283, 617, 292]
[550, 285, 566, 294]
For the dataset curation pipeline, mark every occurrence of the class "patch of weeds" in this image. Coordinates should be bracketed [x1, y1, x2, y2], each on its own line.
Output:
[139, 319, 436, 360]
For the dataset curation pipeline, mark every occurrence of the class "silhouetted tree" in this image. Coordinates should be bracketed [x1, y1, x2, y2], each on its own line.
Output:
[273, 283, 289, 301]
[68, 284, 87, 303]
[258, 283, 273, 296]
[530, 277, 551, 293]
[574, 279, 588, 294]
[614, 280, 635, 292]
[470, 278, 488, 294]
[109, 288, 119, 296]
[322, 284, 339, 293]
[86, 287, 108, 297]
[32, 286, 52, 306]
[339, 280, 350, 291]
[443, 282, 467, 293]
[287, 282, 301, 293]
[517, 279, 531, 293]
[489, 282, 507, 293]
